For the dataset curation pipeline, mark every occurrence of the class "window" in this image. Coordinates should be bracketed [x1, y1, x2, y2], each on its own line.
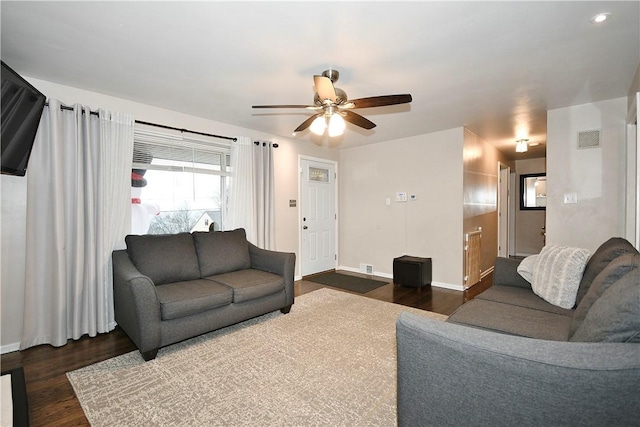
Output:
[520, 173, 546, 210]
[132, 127, 231, 235]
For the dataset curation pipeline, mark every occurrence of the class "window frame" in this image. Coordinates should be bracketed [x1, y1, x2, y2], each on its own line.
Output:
[132, 126, 232, 233]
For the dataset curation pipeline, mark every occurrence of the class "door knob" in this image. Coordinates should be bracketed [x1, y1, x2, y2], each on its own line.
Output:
[303, 225, 308, 230]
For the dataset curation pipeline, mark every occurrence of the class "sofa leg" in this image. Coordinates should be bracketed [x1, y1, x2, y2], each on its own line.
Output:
[280, 305, 292, 314]
[141, 349, 158, 361]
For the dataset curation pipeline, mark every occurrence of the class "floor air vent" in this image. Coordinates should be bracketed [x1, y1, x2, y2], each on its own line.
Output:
[577, 129, 600, 149]
[360, 263, 374, 275]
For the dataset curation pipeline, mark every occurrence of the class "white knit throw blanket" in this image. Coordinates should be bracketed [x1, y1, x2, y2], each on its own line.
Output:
[531, 245, 591, 309]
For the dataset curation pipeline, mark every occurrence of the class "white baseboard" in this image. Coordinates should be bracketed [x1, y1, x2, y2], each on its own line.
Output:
[1, 342, 20, 355]
[338, 265, 463, 291]
[433, 282, 465, 291]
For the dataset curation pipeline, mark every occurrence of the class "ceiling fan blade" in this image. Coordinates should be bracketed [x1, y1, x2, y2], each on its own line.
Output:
[252, 105, 311, 109]
[348, 94, 412, 108]
[314, 75, 336, 102]
[294, 113, 322, 133]
[342, 110, 376, 130]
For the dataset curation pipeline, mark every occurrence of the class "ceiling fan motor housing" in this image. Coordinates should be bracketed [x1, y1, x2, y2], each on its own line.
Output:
[315, 87, 348, 106]
[322, 69, 340, 83]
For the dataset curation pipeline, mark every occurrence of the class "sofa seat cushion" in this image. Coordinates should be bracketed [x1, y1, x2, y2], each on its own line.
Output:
[192, 229, 251, 277]
[447, 299, 573, 341]
[205, 269, 284, 303]
[476, 286, 574, 316]
[125, 233, 201, 286]
[155, 279, 233, 320]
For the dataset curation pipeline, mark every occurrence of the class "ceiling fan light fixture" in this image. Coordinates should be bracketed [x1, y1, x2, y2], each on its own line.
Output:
[515, 139, 529, 153]
[328, 114, 346, 137]
[310, 116, 326, 135]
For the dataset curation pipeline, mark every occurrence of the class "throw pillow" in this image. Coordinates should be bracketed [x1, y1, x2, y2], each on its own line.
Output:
[570, 268, 640, 343]
[531, 245, 591, 309]
[192, 228, 252, 277]
[569, 253, 639, 337]
[516, 255, 538, 283]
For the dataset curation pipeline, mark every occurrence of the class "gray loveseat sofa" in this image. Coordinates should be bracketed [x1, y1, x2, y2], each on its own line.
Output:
[396, 237, 640, 426]
[113, 228, 295, 361]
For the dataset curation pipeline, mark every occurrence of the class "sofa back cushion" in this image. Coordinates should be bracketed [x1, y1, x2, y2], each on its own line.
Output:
[570, 253, 639, 337]
[576, 237, 639, 306]
[570, 267, 640, 343]
[125, 233, 201, 286]
[192, 228, 251, 277]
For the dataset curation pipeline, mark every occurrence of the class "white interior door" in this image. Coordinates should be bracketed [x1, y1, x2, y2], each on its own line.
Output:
[300, 158, 336, 276]
[498, 163, 510, 257]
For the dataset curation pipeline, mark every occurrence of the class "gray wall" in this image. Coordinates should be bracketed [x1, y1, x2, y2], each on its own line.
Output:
[515, 158, 547, 255]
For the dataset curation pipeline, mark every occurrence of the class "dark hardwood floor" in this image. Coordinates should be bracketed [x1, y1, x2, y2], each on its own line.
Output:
[1, 272, 492, 427]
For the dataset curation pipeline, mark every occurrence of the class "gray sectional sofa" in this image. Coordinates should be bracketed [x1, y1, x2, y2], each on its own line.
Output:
[113, 228, 295, 361]
[397, 237, 640, 426]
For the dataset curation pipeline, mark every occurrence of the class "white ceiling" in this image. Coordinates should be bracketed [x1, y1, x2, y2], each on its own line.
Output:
[2, 1, 639, 159]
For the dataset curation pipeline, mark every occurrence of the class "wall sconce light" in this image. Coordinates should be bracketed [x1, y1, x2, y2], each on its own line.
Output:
[515, 139, 529, 153]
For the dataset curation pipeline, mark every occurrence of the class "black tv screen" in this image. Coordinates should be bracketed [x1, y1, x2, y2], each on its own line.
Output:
[1, 61, 46, 176]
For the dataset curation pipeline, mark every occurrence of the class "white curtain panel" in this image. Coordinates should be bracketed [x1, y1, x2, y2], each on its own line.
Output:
[253, 141, 276, 250]
[226, 137, 276, 249]
[97, 109, 135, 331]
[21, 99, 134, 349]
[227, 136, 256, 241]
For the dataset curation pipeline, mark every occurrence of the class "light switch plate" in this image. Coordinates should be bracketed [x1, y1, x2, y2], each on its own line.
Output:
[563, 193, 578, 204]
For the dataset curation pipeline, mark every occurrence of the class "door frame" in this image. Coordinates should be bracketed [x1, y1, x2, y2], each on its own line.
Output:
[497, 162, 511, 257]
[625, 91, 639, 248]
[298, 155, 339, 277]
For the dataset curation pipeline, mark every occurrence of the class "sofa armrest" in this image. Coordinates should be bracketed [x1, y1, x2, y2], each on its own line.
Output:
[396, 312, 640, 427]
[492, 256, 532, 288]
[248, 243, 296, 306]
[112, 250, 162, 354]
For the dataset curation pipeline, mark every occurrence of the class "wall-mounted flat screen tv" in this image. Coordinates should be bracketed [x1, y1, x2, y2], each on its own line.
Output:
[1, 61, 46, 176]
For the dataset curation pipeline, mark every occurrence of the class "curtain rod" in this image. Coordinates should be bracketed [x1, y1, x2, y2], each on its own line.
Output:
[135, 120, 237, 142]
[45, 102, 237, 142]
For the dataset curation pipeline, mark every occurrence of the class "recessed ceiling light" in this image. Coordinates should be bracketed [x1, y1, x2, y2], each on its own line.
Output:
[591, 13, 611, 24]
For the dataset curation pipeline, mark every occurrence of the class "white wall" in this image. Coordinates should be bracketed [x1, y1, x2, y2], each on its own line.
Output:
[338, 128, 464, 289]
[0, 78, 339, 351]
[546, 97, 628, 252]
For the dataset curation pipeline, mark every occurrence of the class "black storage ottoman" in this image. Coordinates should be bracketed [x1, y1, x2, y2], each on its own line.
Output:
[393, 256, 432, 288]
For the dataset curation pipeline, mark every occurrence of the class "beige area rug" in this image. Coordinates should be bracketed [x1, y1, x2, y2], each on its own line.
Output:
[67, 288, 446, 426]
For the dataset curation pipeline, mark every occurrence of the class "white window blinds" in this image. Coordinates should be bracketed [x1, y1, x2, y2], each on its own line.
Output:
[133, 128, 231, 175]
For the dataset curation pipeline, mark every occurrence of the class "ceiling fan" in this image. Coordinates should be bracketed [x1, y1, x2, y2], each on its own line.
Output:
[252, 69, 412, 137]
